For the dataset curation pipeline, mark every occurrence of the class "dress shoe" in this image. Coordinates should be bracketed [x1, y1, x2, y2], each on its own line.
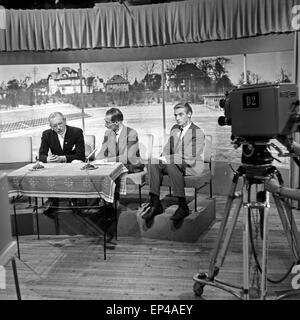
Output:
[142, 203, 163, 221]
[170, 205, 190, 222]
[106, 223, 115, 243]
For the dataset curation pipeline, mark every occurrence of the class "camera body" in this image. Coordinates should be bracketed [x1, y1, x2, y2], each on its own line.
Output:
[219, 83, 300, 138]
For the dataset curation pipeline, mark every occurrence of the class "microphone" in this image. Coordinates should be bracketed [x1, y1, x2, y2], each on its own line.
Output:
[81, 148, 98, 170]
[32, 156, 44, 170]
[86, 148, 98, 161]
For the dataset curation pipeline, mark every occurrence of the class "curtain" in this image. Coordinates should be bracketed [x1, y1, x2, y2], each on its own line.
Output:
[0, 0, 298, 52]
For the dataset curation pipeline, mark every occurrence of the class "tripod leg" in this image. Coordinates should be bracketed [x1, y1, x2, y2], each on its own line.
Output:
[208, 171, 240, 279]
[243, 205, 250, 300]
[216, 196, 243, 269]
[260, 191, 270, 300]
[242, 182, 252, 300]
[273, 195, 300, 260]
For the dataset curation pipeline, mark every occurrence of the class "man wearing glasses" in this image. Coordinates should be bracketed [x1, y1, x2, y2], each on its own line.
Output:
[95, 107, 144, 173]
[39, 112, 85, 216]
[95, 108, 144, 240]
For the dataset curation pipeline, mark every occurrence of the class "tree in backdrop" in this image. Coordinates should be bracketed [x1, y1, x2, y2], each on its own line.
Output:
[6, 79, 22, 91]
[120, 64, 131, 82]
[276, 67, 292, 83]
[238, 70, 263, 85]
[140, 60, 159, 76]
[6, 79, 21, 107]
[211, 57, 232, 91]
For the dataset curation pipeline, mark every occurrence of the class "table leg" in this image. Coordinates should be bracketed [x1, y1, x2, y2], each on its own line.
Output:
[103, 200, 107, 260]
[12, 197, 20, 259]
[35, 197, 40, 240]
[55, 213, 60, 235]
[114, 198, 118, 241]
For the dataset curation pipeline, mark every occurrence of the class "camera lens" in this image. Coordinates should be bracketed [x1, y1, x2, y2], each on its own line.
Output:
[219, 99, 225, 109]
[218, 116, 227, 126]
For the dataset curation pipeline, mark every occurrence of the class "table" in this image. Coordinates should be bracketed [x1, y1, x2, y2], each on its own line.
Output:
[7, 162, 128, 260]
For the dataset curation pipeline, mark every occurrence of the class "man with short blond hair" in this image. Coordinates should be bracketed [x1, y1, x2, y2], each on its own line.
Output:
[143, 102, 205, 226]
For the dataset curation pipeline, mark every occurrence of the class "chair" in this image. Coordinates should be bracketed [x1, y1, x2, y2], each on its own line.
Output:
[0, 137, 33, 206]
[0, 137, 33, 170]
[84, 134, 96, 160]
[161, 134, 213, 212]
[0, 173, 21, 299]
[126, 133, 154, 207]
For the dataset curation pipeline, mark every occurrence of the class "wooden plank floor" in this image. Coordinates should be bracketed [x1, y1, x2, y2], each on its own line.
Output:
[1, 195, 300, 300]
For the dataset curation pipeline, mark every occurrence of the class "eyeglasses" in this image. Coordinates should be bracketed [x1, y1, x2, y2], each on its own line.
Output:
[104, 119, 117, 126]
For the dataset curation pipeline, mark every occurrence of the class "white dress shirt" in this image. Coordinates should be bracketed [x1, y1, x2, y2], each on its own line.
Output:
[115, 124, 123, 142]
[179, 122, 192, 139]
[57, 130, 66, 150]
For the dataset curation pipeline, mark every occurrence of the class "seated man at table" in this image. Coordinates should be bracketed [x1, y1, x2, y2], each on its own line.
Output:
[95, 107, 144, 173]
[39, 112, 86, 216]
[94, 107, 144, 240]
[142, 101, 205, 226]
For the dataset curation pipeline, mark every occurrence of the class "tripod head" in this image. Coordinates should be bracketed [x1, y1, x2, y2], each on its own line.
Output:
[234, 163, 284, 189]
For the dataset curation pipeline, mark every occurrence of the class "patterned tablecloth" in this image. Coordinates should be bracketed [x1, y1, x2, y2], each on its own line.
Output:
[7, 162, 128, 203]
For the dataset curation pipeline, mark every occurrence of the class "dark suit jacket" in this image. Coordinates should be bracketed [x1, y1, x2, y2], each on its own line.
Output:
[39, 125, 85, 163]
[162, 122, 205, 175]
[96, 125, 144, 173]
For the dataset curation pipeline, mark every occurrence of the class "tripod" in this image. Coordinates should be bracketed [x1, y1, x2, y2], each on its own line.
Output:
[193, 164, 300, 300]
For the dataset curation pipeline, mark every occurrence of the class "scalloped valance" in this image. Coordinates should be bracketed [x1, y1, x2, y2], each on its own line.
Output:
[0, 0, 298, 52]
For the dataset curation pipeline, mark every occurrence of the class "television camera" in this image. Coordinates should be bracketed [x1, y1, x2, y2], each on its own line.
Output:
[218, 83, 300, 166]
[192, 83, 300, 300]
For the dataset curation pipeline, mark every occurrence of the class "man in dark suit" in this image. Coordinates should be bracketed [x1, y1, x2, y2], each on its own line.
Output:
[142, 102, 205, 225]
[39, 112, 85, 163]
[39, 112, 85, 215]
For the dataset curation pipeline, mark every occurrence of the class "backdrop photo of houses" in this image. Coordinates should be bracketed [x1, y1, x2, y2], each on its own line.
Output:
[0, 52, 294, 166]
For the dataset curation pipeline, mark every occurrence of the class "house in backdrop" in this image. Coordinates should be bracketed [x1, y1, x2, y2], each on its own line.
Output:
[86, 76, 105, 93]
[105, 75, 129, 93]
[48, 67, 87, 95]
[203, 93, 225, 109]
[167, 63, 206, 93]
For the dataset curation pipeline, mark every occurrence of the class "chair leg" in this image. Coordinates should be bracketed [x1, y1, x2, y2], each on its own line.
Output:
[209, 180, 213, 198]
[169, 186, 172, 196]
[194, 188, 197, 212]
[28, 197, 32, 207]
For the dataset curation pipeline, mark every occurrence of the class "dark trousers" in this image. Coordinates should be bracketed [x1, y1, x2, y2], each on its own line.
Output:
[148, 162, 185, 198]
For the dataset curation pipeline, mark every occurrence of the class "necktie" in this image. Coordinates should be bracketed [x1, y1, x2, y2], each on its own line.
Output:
[175, 126, 183, 153]
[115, 131, 119, 162]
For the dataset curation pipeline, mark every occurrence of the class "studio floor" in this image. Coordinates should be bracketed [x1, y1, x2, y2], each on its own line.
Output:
[1, 195, 300, 300]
